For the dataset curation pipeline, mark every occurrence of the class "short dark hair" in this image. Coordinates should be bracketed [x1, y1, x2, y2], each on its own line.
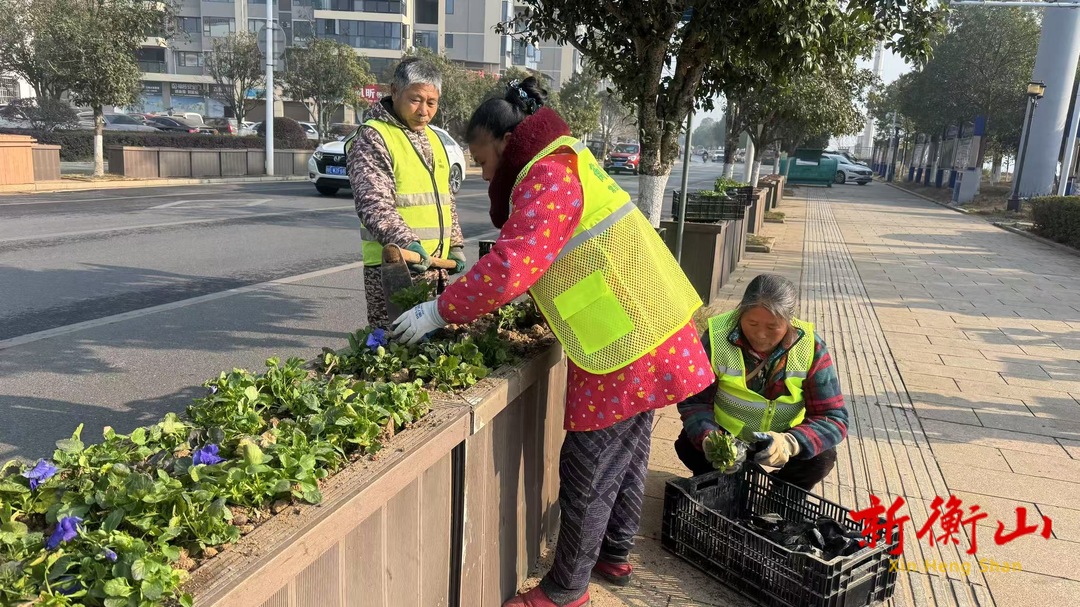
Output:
[465, 76, 548, 143]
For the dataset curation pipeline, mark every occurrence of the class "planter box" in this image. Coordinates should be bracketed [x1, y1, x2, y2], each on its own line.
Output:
[184, 343, 568, 607]
[660, 220, 735, 304]
[746, 188, 768, 235]
[0, 134, 36, 185]
[106, 146, 310, 178]
[32, 143, 61, 181]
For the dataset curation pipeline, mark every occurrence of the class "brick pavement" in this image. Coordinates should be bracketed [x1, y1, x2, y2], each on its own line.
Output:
[523, 183, 1080, 607]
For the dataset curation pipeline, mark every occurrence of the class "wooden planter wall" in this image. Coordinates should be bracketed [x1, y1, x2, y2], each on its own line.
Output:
[184, 343, 568, 607]
[106, 147, 311, 179]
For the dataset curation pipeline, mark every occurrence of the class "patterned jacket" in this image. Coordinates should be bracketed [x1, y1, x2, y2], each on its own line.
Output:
[677, 324, 848, 459]
[346, 98, 464, 251]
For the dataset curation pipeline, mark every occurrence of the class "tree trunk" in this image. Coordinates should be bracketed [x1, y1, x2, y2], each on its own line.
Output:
[93, 105, 105, 177]
[634, 83, 673, 227]
[745, 138, 756, 186]
[750, 159, 763, 188]
[991, 151, 1003, 184]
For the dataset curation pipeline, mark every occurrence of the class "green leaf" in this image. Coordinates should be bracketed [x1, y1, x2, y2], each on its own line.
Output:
[104, 577, 132, 597]
[55, 424, 85, 454]
[104, 598, 129, 607]
[302, 487, 323, 504]
[244, 386, 260, 402]
[141, 579, 165, 600]
[131, 558, 147, 581]
[103, 508, 125, 532]
[180, 594, 195, 607]
[129, 427, 146, 446]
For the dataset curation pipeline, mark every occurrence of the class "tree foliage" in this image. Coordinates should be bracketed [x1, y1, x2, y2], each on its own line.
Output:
[550, 67, 601, 138]
[597, 86, 634, 158]
[692, 116, 725, 151]
[0, 0, 75, 99]
[0, 97, 78, 131]
[282, 38, 374, 141]
[206, 32, 265, 125]
[502, 0, 944, 224]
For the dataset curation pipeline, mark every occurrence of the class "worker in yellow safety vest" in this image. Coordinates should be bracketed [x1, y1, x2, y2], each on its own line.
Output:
[391, 77, 715, 607]
[345, 57, 465, 328]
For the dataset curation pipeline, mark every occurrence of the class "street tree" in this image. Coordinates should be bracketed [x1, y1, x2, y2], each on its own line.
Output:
[0, 0, 74, 99]
[502, 0, 943, 226]
[692, 117, 724, 151]
[597, 87, 635, 159]
[282, 38, 374, 142]
[56, 0, 172, 176]
[206, 32, 264, 125]
[551, 67, 601, 139]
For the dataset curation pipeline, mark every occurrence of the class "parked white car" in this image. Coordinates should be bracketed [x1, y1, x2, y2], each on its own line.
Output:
[308, 125, 466, 196]
[239, 121, 258, 136]
[298, 121, 320, 141]
[822, 152, 873, 185]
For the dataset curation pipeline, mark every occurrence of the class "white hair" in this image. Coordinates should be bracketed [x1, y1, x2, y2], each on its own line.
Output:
[393, 58, 442, 94]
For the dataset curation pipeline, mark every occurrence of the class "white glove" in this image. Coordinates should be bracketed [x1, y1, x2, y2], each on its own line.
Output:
[752, 431, 801, 468]
[391, 299, 447, 345]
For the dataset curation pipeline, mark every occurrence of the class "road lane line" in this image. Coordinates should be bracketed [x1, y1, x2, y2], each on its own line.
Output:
[0, 185, 313, 207]
[0, 262, 366, 351]
[0, 206, 354, 244]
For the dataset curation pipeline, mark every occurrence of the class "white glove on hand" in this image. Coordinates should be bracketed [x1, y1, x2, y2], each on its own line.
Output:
[391, 299, 447, 345]
[752, 431, 801, 468]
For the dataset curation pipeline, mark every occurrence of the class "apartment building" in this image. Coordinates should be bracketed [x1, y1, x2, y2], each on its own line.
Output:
[0, 74, 35, 105]
[135, 0, 579, 121]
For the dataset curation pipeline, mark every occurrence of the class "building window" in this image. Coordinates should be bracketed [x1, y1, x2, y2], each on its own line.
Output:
[205, 0, 234, 3]
[444, 33, 453, 48]
[175, 51, 207, 67]
[415, 0, 437, 24]
[249, 0, 266, 4]
[0, 77, 19, 105]
[248, 19, 264, 32]
[315, 19, 402, 50]
[293, 20, 313, 42]
[203, 17, 236, 37]
[176, 17, 200, 35]
[361, 0, 403, 13]
[414, 31, 437, 51]
[445, 0, 453, 14]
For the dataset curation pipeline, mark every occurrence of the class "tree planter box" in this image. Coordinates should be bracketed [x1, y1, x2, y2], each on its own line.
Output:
[659, 220, 736, 304]
[107, 147, 311, 179]
[183, 343, 568, 607]
[32, 143, 61, 181]
[746, 188, 769, 235]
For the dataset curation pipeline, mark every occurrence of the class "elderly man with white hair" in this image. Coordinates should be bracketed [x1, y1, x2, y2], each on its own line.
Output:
[346, 57, 466, 329]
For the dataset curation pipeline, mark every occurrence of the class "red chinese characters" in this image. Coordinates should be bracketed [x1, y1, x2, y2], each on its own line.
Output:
[848, 495, 1054, 555]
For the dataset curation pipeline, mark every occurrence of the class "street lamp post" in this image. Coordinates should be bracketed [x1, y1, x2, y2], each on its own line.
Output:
[1008, 81, 1047, 211]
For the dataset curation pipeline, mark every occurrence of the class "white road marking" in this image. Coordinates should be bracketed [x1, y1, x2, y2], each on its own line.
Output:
[0, 262, 366, 351]
[149, 198, 271, 210]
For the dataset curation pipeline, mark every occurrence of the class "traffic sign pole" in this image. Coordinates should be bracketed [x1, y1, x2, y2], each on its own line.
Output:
[265, 0, 275, 175]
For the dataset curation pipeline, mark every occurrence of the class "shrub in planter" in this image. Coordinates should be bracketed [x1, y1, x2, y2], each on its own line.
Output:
[1030, 196, 1080, 250]
[0, 128, 292, 161]
[714, 176, 749, 192]
[255, 118, 309, 149]
[0, 298, 550, 606]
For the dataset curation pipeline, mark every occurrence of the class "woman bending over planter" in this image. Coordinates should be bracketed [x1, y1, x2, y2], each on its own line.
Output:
[391, 78, 714, 607]
[675, 273, 849, 491]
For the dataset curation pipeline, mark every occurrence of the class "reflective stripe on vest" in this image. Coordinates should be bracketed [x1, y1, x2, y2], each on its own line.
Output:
[520, 136, 702, 374]
[359, 120, 452, 266]
[708, 310, 815, 440]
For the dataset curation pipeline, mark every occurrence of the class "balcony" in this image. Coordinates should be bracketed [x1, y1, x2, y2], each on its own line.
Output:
[139, 60, 169, 73]
[142, 36, 168, 48]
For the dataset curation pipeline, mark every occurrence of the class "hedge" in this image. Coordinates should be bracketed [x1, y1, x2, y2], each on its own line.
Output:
[0, 128, 315, 161]
[1030, 196, 1080, 250]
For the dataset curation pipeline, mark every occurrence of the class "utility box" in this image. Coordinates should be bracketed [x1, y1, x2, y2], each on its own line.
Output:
[952, 167, 980, 204]
[781, 149, 837, 187]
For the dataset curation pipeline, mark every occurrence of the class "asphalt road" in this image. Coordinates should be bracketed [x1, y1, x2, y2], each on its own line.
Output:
[0, 160, 740, 461]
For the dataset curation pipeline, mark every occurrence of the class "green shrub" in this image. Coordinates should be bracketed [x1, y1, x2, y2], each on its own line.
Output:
[255, 117, 310, 149]
[0, 128, 314, 161]
[714, 176, 749, 192]
[1030, 196, 1080, 250]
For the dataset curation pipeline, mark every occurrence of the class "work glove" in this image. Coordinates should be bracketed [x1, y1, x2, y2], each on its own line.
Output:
[751, 431, 801, 468]
[404, 241, 432, 273]
[448, 246, 467, 275]
[391, 299, 447, 345]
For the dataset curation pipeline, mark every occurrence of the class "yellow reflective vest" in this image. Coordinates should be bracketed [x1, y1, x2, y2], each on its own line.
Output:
[519, 136, 702, 374]
[351, 119, 452, 266]
[708, 310, 815, 440]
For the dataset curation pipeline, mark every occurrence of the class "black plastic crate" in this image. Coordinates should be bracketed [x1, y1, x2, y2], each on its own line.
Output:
[661, 466, 898, 607]
[671, 187, 754, 222]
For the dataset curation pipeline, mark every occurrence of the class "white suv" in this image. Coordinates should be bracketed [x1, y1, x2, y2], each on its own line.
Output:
[307, 125, 466, 196]
[823, 152, 873, 185]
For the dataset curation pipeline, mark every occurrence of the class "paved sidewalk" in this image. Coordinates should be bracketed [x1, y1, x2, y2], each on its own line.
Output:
[523, 183, 1080, 606]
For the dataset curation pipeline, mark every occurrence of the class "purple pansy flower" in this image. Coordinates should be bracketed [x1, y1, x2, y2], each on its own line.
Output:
[102, 548, 118, 562]
[193, 444, 225, 466]
[365, 328, 388, 351]
[46, 516, 82, 550]
[207, 384, 218, 395]
[22, 459, 58, 490]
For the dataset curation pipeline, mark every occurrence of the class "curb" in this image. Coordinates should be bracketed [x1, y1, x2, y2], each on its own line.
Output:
[0, 175, 309, 195]
[884, 182, 972, 214]
[992, 222, 1080, 259]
